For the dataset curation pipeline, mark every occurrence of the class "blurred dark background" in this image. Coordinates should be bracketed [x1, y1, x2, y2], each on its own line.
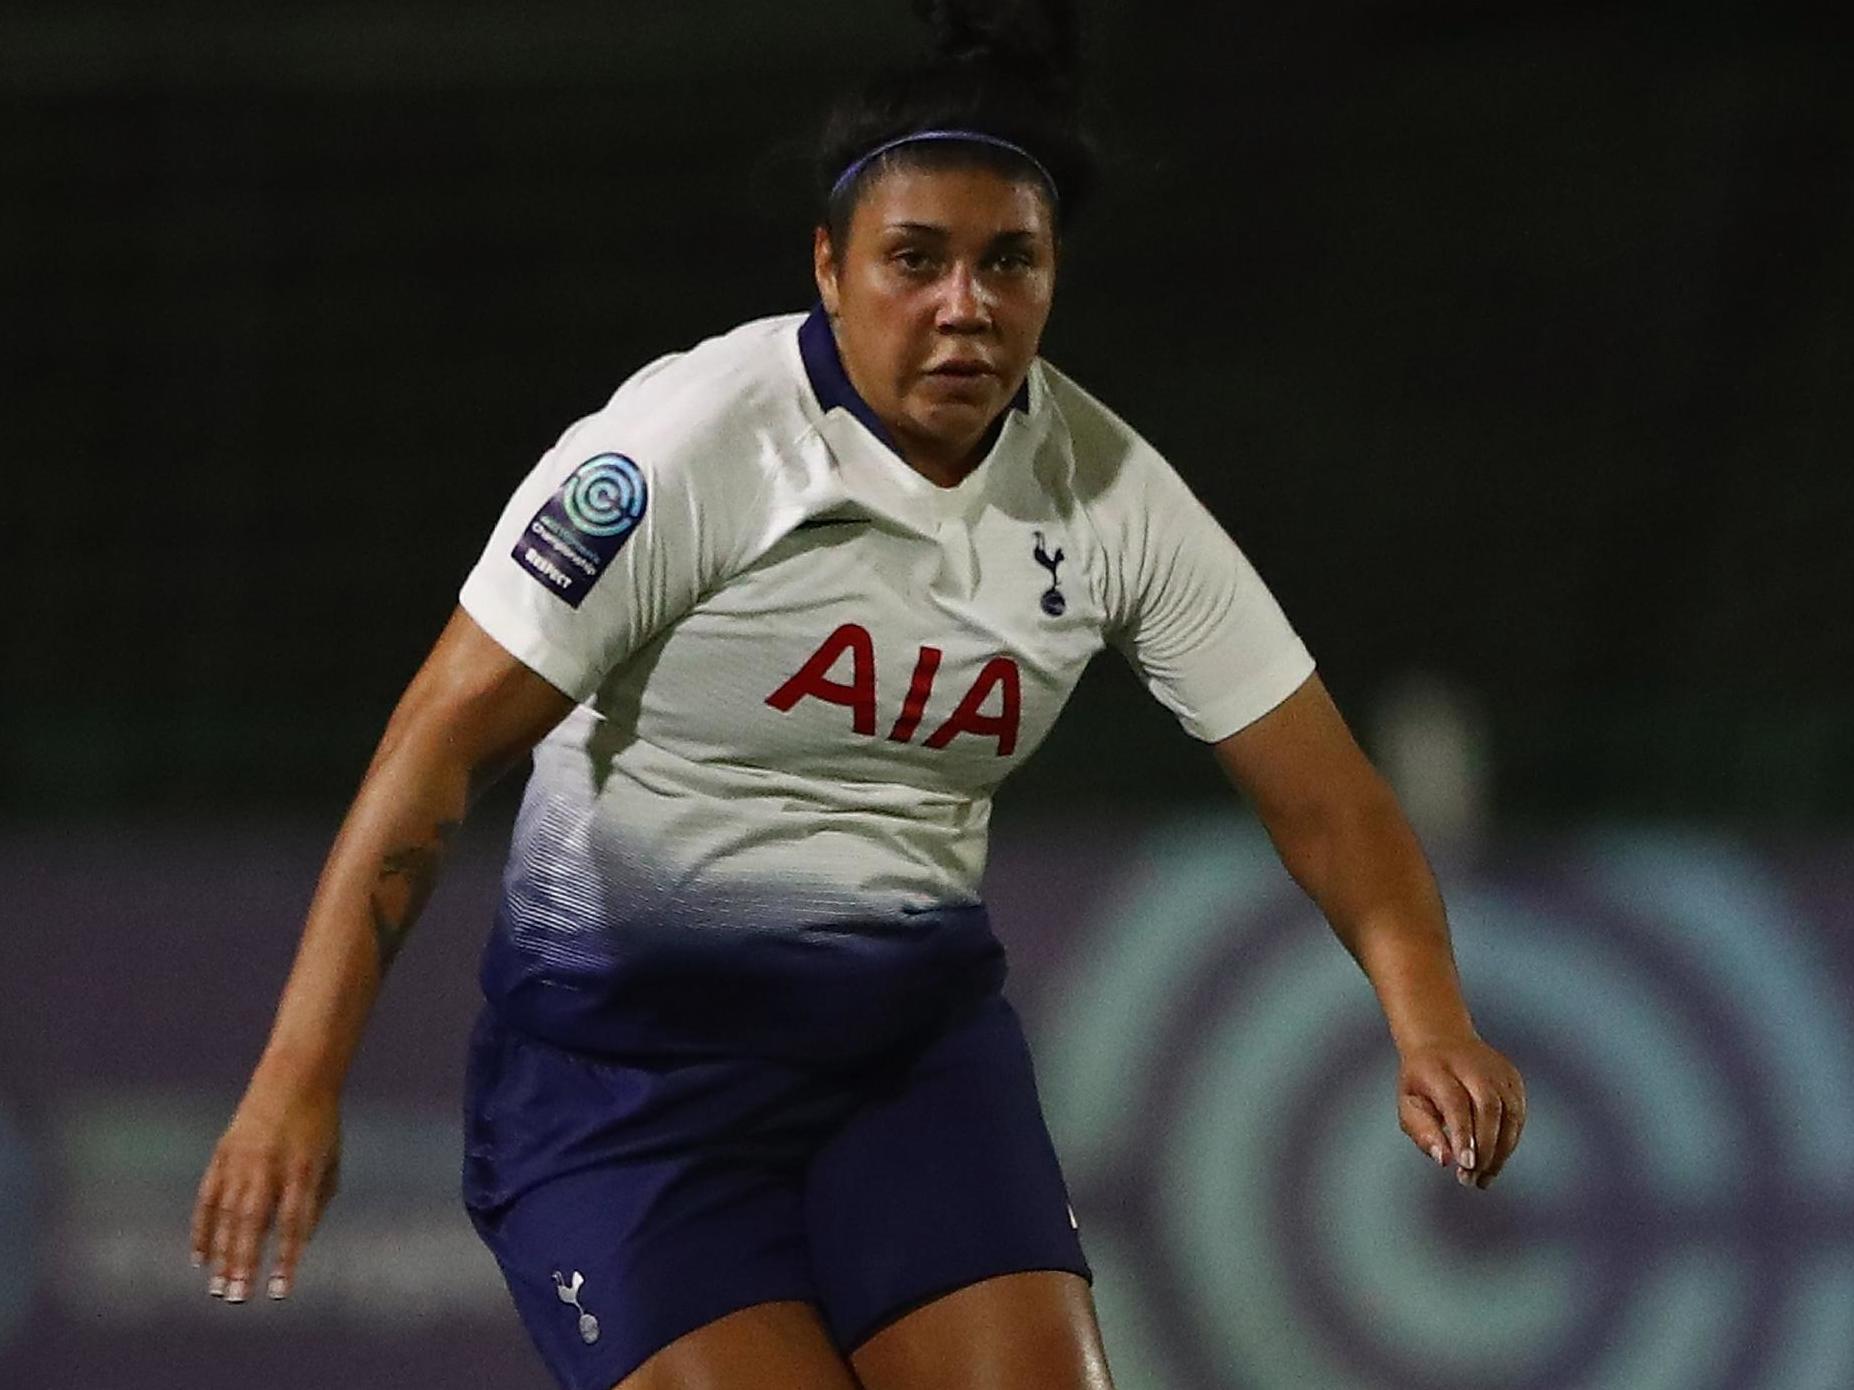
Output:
[4, 0, 1850, 824]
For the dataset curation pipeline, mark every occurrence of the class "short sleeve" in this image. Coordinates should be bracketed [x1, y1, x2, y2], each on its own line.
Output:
[1106, 450, 1315, 743]
[459, 361, 769, 701]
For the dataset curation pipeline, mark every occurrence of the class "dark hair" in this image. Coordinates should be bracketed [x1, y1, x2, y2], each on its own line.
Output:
[816, 0, 1096, 245]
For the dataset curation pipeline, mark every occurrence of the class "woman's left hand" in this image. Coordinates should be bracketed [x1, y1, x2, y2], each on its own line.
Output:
[1396, 1037, 1526, 1189]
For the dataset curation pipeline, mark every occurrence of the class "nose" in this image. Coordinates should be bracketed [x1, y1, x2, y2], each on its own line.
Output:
[935, 262, 990, 333]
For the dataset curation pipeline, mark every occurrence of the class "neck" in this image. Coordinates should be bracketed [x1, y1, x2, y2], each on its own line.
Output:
[894, 425, 990, 488]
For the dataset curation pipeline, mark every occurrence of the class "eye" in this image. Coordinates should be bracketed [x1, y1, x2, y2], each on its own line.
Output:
[986, 249, 1036, 273]
[890, 247, 937, 276]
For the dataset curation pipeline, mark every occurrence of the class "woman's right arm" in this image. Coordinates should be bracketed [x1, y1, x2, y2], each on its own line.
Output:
[188, 606, 576, 1304]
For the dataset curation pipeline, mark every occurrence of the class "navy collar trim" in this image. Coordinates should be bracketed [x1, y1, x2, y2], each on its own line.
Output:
[797, 305, 1031, 461]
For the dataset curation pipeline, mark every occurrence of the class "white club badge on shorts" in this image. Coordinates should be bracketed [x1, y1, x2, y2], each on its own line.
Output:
[552, 1269, 601, 1345]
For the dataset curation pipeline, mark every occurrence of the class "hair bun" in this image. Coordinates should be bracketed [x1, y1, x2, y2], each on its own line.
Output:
[816, 0, 1097, 234]
[911, 0, 1080, 90]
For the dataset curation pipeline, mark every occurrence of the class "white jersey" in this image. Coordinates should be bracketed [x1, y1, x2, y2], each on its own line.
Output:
[460, 309, 1314, 1059]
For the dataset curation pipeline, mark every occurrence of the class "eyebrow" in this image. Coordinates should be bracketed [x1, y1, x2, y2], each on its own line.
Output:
[881, 222, 1041, 242]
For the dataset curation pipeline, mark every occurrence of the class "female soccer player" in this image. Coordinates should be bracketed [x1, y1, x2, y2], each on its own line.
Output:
[189, 3, 1526, 1387]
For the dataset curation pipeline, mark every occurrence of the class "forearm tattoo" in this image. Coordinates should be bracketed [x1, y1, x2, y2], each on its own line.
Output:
[369, 819, 461, 974]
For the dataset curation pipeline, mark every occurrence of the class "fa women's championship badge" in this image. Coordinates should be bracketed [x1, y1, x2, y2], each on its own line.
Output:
[514, 453, 648, 607]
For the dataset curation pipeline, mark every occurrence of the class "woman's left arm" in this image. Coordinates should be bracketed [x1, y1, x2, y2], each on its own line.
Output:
[1214, 674, 1526, 1189]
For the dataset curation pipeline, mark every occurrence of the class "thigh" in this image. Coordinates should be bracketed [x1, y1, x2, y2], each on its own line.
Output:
[849, 1271, 1114, 1390]
[804, 993, 1092, 1353]
[617, 1300, 861, 1390]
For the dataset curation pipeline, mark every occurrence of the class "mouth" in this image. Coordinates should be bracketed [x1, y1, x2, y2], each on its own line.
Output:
[923, 359, 1001, 392]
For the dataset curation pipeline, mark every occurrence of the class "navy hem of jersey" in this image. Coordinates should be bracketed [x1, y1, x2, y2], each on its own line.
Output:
[477, 899, 1009, 1066]
[797, 305, 1031, 462]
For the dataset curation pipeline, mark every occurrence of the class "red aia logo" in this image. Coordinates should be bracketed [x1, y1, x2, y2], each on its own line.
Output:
[766, 623, 1020, 756]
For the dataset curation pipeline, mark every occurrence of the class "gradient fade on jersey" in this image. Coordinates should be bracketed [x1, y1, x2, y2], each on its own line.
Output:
[459, 310, 1314, 1057]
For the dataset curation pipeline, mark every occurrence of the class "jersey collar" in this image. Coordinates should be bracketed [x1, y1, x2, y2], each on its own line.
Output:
[797, 304, 1032, 463]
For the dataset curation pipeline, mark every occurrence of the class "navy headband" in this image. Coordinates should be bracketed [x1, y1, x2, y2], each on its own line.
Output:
[828, 128, 1059, 205]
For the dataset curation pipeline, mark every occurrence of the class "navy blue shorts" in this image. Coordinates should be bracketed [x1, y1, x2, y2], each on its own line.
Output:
[460, 990, 1091, 1390]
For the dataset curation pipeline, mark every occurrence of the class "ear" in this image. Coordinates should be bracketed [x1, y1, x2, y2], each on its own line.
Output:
[812, 225, 840, 316]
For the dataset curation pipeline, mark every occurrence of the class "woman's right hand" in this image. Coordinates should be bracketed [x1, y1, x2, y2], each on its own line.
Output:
[190, 1077, 343, 1303]
[182, 610, 573, 1304]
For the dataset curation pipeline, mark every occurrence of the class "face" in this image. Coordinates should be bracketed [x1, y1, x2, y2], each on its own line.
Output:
[814, 162, 1057, 477]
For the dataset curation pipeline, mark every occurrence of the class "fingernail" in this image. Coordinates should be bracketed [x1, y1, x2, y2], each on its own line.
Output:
[1462, 1144, 1477, 1170]
[208, 1275, 227, 1297]
[226, 1279, 248, 1303]
[1456, 1165, 1473, 1186]
[268, 1275, 289, 1300]
[1429, 1144, 1445, 1166]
